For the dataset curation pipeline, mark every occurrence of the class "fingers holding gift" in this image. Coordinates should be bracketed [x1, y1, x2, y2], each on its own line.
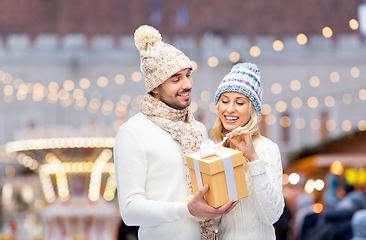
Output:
[187, 185, 237, 219]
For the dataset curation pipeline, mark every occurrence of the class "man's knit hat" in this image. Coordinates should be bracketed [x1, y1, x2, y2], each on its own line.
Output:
[214, 62, 262, 117]
[134, 25, 193, 93]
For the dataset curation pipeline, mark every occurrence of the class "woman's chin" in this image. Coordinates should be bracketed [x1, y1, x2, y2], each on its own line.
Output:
[223, 124, 237, 132]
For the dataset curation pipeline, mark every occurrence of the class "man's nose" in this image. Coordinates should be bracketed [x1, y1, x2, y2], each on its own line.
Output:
[181, 76, 193, 89]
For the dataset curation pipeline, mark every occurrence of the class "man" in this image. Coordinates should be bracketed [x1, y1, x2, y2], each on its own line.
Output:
[114, 25, 236, 240]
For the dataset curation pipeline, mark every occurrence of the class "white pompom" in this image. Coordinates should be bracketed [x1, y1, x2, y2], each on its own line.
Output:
[134, 25, 162, 51]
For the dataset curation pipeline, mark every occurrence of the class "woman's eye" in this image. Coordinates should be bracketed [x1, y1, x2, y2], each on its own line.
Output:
[237, 102, 244, 105]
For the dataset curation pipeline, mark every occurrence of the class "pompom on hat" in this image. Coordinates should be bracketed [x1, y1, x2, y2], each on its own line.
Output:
[214, 62, 263, 117]
[134, 25, 193, 92]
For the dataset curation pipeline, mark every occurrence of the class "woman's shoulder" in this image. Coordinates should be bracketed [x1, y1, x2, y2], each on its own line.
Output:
[255, 135, 280, 155]
[256, 135, 276, 146]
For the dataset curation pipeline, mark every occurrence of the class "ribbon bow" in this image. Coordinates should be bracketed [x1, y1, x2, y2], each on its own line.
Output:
[200, 137, 228, 158]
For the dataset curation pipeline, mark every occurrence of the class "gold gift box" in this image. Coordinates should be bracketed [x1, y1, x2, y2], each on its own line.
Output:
[186, 147, 248, 208]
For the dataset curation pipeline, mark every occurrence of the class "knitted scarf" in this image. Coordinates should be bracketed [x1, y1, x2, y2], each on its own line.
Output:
[139, 93, 215, 240]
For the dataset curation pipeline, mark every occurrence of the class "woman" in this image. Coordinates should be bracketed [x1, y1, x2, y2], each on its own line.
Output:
[210, 63, 285, 240]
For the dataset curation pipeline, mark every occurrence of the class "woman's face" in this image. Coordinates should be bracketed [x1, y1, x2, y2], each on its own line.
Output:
[218, 92, 251, 132]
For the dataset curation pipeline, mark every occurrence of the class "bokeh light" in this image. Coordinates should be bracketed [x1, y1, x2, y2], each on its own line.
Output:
[297, 33, 308, 45]
[249, 46, 261, 57]
[280, 116, 291, 128]
[330, 72, 340, 83]
[350, 67, 360, 78]
[131, 71, 142, 82]
[325, 96, 335, 107]
[271, 83, 282, 94]
[342, 93, 352, 104]
[349, 19, 359, 30]
[295, 118, 306, 129]
[290, 80, 301, 91]
[265, 114, 276, 125]
[322, 26, 333, 38]
[314, 179, 325, 191]
[79, 78, 90, 89]
[308, 97, 318, 108]
[359, 89, 366, 100]
[114, 74, 125, 85]
[229, 52, 240, 62]
[291, 97, 302, 109]
[289, 173, 300, 185]
[326, 120, 336, 131]
[64, 80, 75, 91]
[273, 40, 284, 51]
[309, 76, 320, 87]
[342, 120, 352, 131]
[97, 76, 108, 87]
[275, 101, 287, 112]
[261, 104, 271, 115]
[208, 57, 219, 67]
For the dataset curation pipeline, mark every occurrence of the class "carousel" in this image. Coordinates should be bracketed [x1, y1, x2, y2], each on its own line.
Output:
[3, 124, 120, 240]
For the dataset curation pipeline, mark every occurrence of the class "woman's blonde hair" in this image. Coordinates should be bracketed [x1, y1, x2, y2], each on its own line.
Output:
[209, 100, 260, 146]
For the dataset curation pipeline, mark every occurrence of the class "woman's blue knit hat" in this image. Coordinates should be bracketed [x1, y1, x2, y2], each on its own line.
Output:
[214, 62, 262, 117]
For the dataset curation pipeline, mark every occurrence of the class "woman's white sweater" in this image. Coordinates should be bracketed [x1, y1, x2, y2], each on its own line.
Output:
[215, 136, 285, 240]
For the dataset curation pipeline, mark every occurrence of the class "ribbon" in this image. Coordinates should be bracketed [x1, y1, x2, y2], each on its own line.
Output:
[199, 137, 228, 159]
[195, 137, 239, 201]
[193, 157, 203, 191]
[215, 150, 238, 201]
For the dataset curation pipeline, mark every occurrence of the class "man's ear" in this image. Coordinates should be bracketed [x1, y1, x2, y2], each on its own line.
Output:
[150, 87, 160, 100]
[151, 87, 159, 95]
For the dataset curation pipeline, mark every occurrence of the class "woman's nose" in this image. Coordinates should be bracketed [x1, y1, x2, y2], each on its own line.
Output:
[226, 102, 235, 113]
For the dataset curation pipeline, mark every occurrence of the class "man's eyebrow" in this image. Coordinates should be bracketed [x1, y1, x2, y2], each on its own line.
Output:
[170, 73, 180, 78]
[169, 69, 192, 79]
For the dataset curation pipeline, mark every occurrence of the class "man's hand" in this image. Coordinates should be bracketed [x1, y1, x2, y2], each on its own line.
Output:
[187, 185, 238, 219]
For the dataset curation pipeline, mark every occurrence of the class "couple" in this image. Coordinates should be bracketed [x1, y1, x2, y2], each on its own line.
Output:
[114, 25, 285, 240]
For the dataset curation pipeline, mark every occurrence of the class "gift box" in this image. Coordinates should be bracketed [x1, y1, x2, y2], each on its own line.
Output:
[186, 147, 248, 208]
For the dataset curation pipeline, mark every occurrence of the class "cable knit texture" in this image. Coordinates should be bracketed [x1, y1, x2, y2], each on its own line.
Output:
[114, 112, 209, 240]
[215, 136, 285, 240]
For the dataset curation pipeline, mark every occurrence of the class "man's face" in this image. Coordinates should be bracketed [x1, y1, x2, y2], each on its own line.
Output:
[152, 68, 193, 110]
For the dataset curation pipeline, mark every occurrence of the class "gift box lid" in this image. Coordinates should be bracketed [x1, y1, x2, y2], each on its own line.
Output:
[186, 147, 246, 175]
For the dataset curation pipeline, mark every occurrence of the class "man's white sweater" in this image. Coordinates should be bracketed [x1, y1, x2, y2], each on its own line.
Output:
[215, 136, 285, 240]
[114, 112, 208, 240]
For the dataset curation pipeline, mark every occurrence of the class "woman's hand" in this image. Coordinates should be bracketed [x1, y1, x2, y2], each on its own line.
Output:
[226, 126, 259, 162]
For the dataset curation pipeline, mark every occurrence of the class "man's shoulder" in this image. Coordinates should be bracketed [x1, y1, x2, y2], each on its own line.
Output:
[194, 120, 206, 131]
[118, 112, 161, 134]
[121, 112, 151, 129]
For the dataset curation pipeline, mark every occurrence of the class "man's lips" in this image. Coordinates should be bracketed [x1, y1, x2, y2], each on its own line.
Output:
[177, 91, 190, 99]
